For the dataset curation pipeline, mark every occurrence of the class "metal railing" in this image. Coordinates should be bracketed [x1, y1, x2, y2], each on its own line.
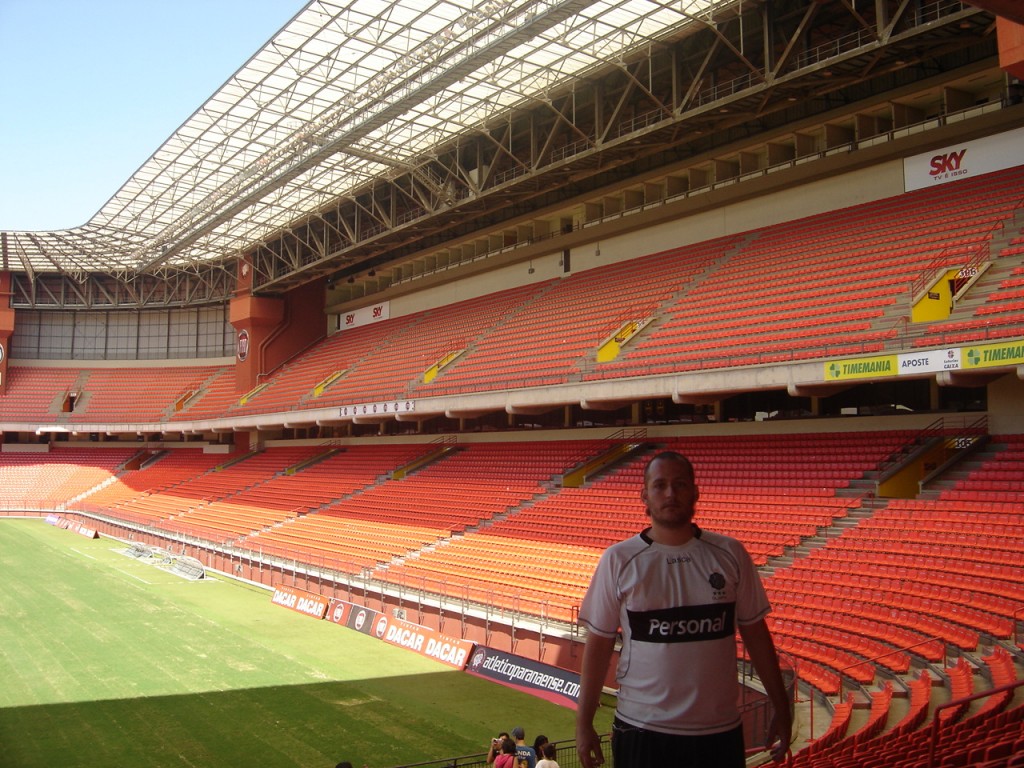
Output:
[925, 679, 1024, 768]
[388, 736, 609, 768]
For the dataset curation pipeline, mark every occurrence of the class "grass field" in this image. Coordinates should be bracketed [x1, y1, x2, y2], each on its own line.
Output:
[0, 520, 612, 768]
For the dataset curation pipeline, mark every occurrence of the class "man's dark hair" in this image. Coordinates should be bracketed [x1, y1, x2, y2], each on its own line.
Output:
[643, 450, 694, 483]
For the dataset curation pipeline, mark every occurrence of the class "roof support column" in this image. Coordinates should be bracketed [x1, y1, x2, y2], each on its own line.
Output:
[229, 257, 285, 395]
[996, 16, 1024, 79]
[0, 272, 16, 397]
[229, 257, 328, 398]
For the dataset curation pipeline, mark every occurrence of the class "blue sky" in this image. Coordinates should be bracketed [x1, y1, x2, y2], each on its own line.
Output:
[0, 0, 304, 231]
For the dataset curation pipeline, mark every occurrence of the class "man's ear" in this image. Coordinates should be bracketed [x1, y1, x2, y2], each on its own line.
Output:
[640, 485, 652, 516]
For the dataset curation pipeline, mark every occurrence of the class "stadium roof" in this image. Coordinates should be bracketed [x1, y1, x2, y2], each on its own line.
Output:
[2, 0, 728, 278]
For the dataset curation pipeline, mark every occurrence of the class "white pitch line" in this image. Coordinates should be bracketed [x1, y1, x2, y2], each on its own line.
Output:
[69, 548, 97, 560]
[114, 568, 152, 584]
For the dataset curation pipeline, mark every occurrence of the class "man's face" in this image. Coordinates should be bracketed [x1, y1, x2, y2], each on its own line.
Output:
[641, 456, 698, 530]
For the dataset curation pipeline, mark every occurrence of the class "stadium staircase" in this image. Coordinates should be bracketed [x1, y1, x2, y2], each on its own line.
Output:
[916, 219, 1024, 349]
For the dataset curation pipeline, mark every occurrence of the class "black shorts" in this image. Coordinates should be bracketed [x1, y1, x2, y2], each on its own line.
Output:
[611, 716, 745, 768]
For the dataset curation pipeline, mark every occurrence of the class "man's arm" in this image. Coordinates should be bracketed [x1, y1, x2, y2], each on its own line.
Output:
[738, 618, 792, 763]
[575, 631, 616, 768]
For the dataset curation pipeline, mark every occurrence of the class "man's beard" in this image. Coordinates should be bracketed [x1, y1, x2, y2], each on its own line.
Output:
[648, 503, 695, 529]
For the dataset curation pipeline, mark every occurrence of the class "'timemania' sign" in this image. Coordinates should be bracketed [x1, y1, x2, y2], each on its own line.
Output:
[824, 341, 1023, 382]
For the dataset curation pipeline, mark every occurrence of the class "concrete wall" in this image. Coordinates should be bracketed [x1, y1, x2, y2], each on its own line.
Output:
[986, 372, 1024, 434]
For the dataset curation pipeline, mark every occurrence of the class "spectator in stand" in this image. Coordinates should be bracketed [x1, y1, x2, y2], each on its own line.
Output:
[532, 734, 548, 758]
[487, 732, 511, 765]
[575, 450, 792, 768]
[536, 742, 559, 768]
[494, 738, 517, 768]
[511, 726, 537, 768]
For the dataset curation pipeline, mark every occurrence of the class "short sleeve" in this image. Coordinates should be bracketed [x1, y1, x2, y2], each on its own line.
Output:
[734, 543, 771, 626]
[579, 548, 622, 637]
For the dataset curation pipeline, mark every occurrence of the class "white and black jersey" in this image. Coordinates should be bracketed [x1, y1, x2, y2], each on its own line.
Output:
[579, 526, 771, 736]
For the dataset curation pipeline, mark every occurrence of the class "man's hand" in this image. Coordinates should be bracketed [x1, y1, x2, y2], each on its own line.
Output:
[576, 632, 615, 768]
[575, 723, 605, 768]
[766, 709, 792, 763]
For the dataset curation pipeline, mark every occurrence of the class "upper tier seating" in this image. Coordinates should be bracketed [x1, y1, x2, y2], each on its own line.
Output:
[68, 366, 225, 424]
[593, 165, 1024, 377]
[0, 168, 1020, 424]
[917, 231, 1024, 348]
[167, 366, 237, 422]
[301, 284, 541, 406]
[0, 367, 83, 423]
[222, 312, 423, 416]
[420, 238, 736, 394]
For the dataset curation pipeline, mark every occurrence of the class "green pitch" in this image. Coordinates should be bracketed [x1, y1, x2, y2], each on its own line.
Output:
[0, 520, 612, 768]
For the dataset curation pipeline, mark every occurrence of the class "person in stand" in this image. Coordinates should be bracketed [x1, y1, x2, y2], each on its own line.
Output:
[535, 742, 560, 768]
[531, 735, 548, 761]
[487, 732, 511, 766]
[511, 726, 536, 768]
[574, 450, 792, 768]
[493, 738, 517, 768]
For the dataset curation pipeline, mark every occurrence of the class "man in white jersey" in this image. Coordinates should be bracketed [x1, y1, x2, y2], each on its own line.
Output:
[575, 451, 791, 768]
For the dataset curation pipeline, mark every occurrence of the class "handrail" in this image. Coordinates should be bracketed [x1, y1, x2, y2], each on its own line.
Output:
[908, 188, 1024, 304]
[918, 430, 989, 491]
[963, 413, 989, 434]
[837, 635, 946, 677]
[604, 426, 648, 442]
[925, 678, 1024, 768]
[875, 416, 945, 479]
[909, 239, 990, 304]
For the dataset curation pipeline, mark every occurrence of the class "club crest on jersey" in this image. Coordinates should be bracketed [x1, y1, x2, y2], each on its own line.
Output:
[708, 572, 728, 599]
